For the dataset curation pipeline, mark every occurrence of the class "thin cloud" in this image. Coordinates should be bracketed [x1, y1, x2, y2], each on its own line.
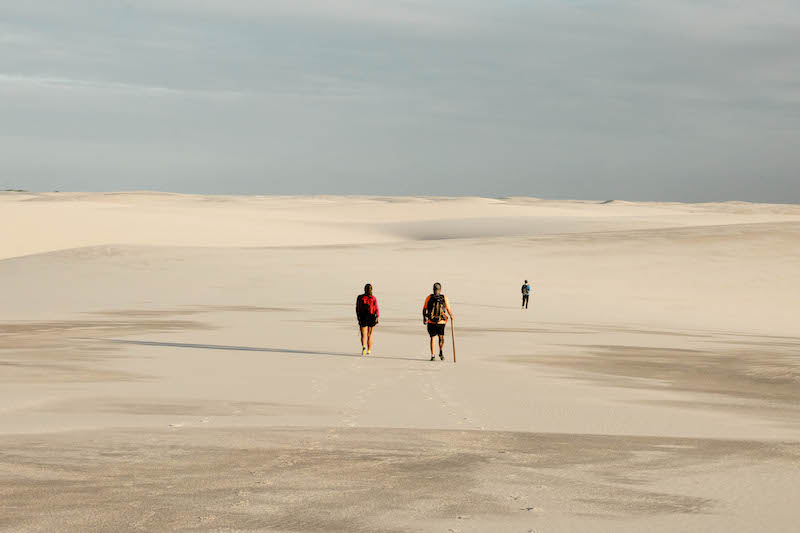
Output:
[134, 0, 471, 32]
[0, 73, 245, 99]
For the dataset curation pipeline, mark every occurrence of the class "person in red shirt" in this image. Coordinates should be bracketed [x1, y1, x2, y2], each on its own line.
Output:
[356, 283, 379, 355]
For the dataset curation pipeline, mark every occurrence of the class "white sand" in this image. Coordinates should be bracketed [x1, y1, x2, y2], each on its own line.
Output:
[1, 192, 799, 532]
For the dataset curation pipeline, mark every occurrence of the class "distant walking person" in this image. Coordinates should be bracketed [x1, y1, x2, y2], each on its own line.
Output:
[521, 280, 531, 309]
[356, 284, 379, 355]
[423, 282, 454, 361]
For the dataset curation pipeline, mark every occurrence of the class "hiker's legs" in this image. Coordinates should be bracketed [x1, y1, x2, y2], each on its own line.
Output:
[438, 334, 445, 354]
[367, 326, 374, 351]
[429, 335, 436, 355]
[360, 326, 368, 348]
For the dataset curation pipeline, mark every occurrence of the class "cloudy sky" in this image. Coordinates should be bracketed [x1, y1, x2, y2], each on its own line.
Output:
[1, 1, 798, 201]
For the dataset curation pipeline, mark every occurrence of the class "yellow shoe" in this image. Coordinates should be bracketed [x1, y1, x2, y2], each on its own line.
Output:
[367, 350, 371, 355]
[361, 347, 366, 355]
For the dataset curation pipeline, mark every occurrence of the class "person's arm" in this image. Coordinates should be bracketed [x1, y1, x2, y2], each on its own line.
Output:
[374, 297, 379, 321]
[422, 295, 430, 323]
[445, 295, 454, 320]
[356, 296, 361, 320]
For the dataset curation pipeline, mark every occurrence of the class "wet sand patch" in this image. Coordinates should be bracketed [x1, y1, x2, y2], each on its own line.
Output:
[516, 341, 800, 423]
[0, 427, 796, 532]
[0, 318, 208, 383]
[38, 399, 334, 418]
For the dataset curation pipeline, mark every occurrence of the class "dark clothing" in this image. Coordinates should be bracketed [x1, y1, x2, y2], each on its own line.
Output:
[359, 316, 378, 328]
[356, 294, 379, 327]
[423, 294, 450, 324]
[427, 322, 446, 337]
[522, 294, 529, 308]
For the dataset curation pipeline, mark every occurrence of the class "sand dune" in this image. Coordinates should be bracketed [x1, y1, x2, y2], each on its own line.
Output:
[1, 193, 799, 532]
[3, 192, 799, 259]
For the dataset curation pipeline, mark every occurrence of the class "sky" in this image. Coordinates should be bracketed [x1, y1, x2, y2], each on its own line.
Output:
[1, 0, 799, 201]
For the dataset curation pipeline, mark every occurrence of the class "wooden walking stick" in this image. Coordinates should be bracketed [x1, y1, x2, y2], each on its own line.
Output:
[451, 317, 457, 363]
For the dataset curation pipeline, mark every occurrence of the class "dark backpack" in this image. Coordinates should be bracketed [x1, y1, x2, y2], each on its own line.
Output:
[427, 294, 447, 322]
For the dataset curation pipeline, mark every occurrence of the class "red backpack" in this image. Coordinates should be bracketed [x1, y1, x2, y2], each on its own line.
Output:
[357, 295, 377, 318]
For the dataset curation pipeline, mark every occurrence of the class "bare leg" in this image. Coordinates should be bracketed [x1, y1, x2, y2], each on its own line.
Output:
[429, 336, 435, 355]
[367, 326, 374, 351]
[438, 335, 445, 354]
[360, 326, 368, 349]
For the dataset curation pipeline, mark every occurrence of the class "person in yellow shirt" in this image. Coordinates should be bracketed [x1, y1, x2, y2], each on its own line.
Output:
[422, 282, 454, 361]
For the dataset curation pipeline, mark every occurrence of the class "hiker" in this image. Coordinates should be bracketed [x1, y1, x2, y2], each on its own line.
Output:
[356, 283, 379, 355]
[521, 280, 531, 309]
[423, 282, 454, 361]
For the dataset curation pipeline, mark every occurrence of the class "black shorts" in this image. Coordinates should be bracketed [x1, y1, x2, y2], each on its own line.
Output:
[359, 316, 377, 328]
[427, 322, 446, 337]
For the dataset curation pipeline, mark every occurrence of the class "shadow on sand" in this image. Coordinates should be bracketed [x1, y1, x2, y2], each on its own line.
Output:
[96, 338, 427, 363]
